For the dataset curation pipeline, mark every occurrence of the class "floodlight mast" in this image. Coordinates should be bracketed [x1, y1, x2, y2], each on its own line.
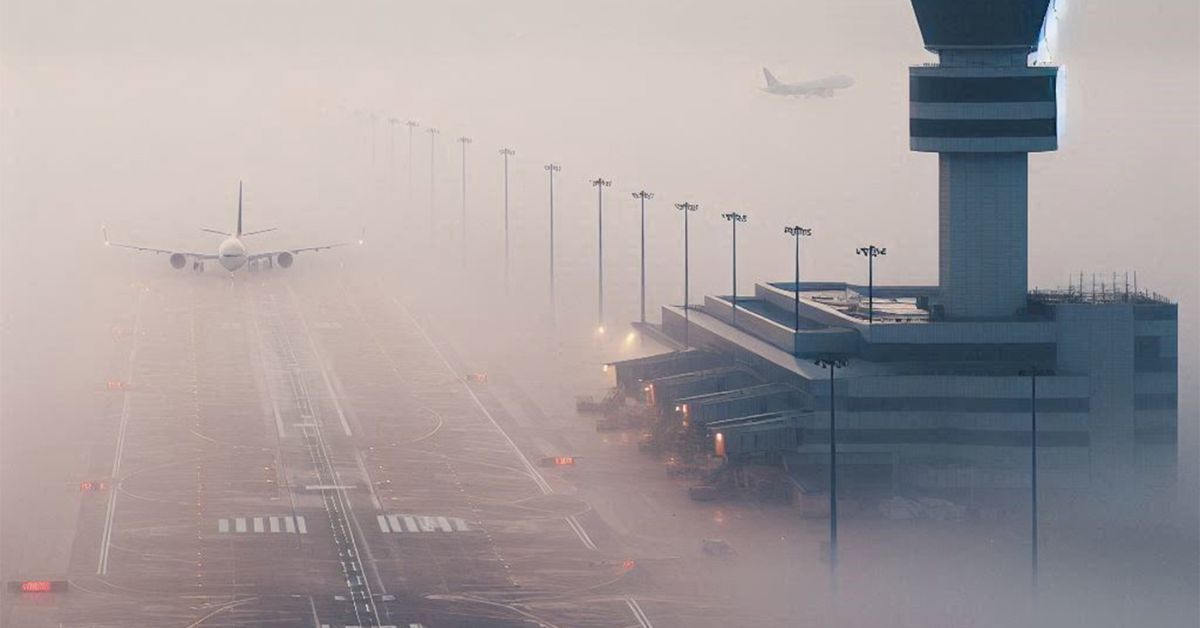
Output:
[458, 136, 472, 268]
[1020, 365, 1053, 594]
[426, 127, 440, 245]
[855, 245, 887, 325]
[814, 354, 849, 593]
[544, 164, 562, 315]
[500, 148, 516, 292]
[405, 121, 419, 201]
[674, 202, 700, 346]
[784, 226, 813, 332]
[722, 212, 749, 324]
[632, 190, 654, 323]
[591, 178, 612, 329]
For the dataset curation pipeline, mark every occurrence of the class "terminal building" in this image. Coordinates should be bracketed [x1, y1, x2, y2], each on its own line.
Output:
[621, 0, 1178, 500]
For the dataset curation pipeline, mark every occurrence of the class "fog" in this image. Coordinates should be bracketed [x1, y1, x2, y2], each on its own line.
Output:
[2, 1, 1197, 626]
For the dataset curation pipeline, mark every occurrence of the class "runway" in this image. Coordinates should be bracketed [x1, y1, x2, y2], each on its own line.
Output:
[5, 269, 653, 627]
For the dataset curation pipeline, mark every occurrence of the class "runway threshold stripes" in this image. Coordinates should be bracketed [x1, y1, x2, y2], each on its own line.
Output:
[217, 515, 308, 534]
[375, 514, 471, 533]
[320, 625, 422, 628]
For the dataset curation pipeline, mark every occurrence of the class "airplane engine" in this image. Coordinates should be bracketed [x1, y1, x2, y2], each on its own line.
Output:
[276, 252, 294, 268]
[169, 253, 187, 269]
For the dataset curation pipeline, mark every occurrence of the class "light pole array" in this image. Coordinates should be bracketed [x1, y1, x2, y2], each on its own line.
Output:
[632, 190, 654, 324]
[500, 148, 516, 292]
[458, 136, 472, 267]
[722, 212, 748, 325]
[591, 178, 612, 331]
[426, 127, 440, 244]
[544, 164, 562, 313]
[784, 226, 813, 332]
[814, 354, 849, 593]
[675, 202, 700, 346]
[855, 245, 887, 325]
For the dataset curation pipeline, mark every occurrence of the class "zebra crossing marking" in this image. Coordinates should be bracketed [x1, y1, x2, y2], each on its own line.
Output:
[217, 515, 307, 534]
[375, 513, 471, 533]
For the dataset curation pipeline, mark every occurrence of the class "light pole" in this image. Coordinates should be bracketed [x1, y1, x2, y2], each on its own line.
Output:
[545, 164, 562, 313]
[814, 354, 849, 592]
[500, 148, 516, 292]
[632, 190, 654, 324]
[855, 245, 887, 325]
[722, 212, 748, 325]
[388, 117, 399, 170]
[426, 127, 440, 244]
[1019, 366, 1052, 594]
[591, 178, 612, 331]
[675, 202, 700, 346]
[458, 136, 472, 268]
[784, 226, 813, 332]
[368, 112, 379, 168]
[405, 120, 419, 201]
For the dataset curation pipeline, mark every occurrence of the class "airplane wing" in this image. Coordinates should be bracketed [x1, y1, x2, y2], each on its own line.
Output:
[249, 242, 352, 260]
[249, 229, 365, 261]
[103, 227, 217, 259]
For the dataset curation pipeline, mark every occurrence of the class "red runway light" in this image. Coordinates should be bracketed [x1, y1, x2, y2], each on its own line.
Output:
[10, 580, 67, 593]
[622, 559, 636, 571]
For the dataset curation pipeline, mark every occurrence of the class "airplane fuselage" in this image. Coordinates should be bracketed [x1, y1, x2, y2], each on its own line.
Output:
[761, 72, 854, 97]
[218, 237, 248, 272]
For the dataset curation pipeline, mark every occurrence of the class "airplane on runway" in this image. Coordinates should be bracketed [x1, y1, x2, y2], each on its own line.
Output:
[103, 182, 362, 272]
[760, 67, 854, 98]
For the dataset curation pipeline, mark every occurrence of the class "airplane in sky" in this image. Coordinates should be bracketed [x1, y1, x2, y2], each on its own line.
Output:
[760, 68, 854, 98]
[103, 182, 362, 272]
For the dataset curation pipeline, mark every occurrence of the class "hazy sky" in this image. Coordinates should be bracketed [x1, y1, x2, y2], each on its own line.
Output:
[3, 0, 1198, 473]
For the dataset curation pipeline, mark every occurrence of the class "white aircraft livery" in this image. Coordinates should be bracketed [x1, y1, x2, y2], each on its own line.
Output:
[104, 182, 361, 272]
[761, 67, 854, 98]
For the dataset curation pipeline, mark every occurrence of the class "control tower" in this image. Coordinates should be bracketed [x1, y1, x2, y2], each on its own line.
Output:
[909, 0, 1058, 319]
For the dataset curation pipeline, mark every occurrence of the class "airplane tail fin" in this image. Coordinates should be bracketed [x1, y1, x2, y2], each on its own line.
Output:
[762, 67, 781, 88]
[236, 181, 243, 237]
